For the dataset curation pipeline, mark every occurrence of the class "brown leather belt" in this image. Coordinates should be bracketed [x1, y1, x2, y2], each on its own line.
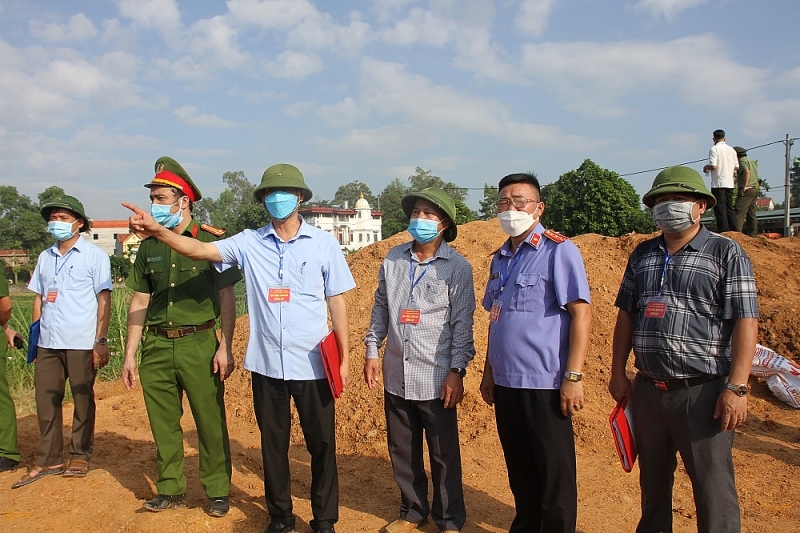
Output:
[642, 374, 720, 391]
[149, 319, 215, 339]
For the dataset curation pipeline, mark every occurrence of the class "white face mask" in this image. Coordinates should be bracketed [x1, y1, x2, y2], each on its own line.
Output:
[652, 200, 699, 233]
[498, 209, 538, 237]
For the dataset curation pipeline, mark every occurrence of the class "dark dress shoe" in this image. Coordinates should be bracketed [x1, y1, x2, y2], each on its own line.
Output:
[142, 494, 186, 512]
[0, 457, 19, 473]
[265, 517, 296, 532]
[207, 496, 230, 517]
[316, 528, 335, 533]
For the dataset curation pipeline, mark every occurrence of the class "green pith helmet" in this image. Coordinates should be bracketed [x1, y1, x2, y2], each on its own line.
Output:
[253, 163, 313, 202]
[642, 166, 716, 209]
[146, 156, 203, 202]
[733, 146, 748, 156]
[401, 187, 458, 242]
[39, 194, 92, 232]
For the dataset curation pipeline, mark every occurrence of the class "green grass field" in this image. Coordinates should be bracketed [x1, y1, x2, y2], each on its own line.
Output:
[6, 280, 248, 413]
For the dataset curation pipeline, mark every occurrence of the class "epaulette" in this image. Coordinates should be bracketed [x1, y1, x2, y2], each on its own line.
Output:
[543, 229, 569, 243]
[200, 223, 226, 237]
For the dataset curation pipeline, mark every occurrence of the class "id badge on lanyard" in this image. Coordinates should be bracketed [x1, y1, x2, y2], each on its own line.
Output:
[645, 251, 671, 319]
[401, 256, 431, 325]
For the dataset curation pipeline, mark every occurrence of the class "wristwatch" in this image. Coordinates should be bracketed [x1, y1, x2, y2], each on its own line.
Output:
[96, 337, 108, 346]
[725, 381, 749, 397]
[451, 367, 467, 378]
[565, 371, 583, 382]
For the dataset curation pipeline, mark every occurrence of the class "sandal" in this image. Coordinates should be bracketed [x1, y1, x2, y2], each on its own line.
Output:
[63, 458, 89, 478]
[11, 465, 64, 489]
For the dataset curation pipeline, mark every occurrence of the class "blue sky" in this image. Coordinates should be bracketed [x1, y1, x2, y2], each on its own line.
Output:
[1, 0, 798, 220]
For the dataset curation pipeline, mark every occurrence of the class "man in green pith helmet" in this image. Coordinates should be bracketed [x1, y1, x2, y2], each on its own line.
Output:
[611, 165, 759, 533]
[122, 156, 241, 518]
[13, 194, 112, 488]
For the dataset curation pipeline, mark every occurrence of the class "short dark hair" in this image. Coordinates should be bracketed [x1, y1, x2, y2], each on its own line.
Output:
[498, 172, 541, 197]
[713, 129, 726, 140]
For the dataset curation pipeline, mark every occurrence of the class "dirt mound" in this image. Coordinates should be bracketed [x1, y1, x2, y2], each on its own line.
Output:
[4, 221, 799, 532]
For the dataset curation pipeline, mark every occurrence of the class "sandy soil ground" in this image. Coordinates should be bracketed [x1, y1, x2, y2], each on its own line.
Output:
[1, 220, 798, 532]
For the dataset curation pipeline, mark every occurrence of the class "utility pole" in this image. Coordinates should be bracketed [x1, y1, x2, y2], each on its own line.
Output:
[785, 134, 793, 237]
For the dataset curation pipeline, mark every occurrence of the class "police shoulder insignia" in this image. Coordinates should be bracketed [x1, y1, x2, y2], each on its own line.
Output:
[200, 224, 226, 237]
[543, 229, 569, 243]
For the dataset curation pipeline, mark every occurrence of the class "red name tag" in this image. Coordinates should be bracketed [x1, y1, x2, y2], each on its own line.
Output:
[400, 308, 421, 324]
[268, 287, 291, 303]
[46, 290, 58, 303]
[644, 300, 667, 318]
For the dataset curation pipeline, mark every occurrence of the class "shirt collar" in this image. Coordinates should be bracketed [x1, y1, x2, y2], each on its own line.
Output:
[261, 215, 313, 243]
[657, 224, 710, 254]
[499, 222, 544, 257]
[49, 234, 85, 256]
[404, 239, 453, 263]
[182, 219, 200, 238]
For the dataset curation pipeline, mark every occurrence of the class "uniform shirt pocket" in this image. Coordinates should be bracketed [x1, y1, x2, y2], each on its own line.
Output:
[509, 273, 543, 312]
[64, 267, 92, 292]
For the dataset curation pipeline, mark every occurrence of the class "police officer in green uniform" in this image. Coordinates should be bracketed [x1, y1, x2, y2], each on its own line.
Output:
[0, 277, 21, 473]
[122, 156, 242, 518]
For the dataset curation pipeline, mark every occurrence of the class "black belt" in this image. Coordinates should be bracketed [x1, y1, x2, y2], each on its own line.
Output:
[149, 319, 215, 339]
[641, 374, 721, 391]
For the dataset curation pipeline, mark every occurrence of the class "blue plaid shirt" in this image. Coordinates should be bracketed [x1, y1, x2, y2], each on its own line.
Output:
[615, 226, 759, 380]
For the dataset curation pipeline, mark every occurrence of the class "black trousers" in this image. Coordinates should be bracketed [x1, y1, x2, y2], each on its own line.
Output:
[252, 375, 338, 531]
[711, 188, 736, 232]
[494, 386, 577, 533]
[384, 392, 466, 531]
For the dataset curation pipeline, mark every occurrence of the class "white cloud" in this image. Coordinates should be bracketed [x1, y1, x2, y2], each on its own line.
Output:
[173, 106, 237, 128]
[186, 15, 249, 71]
[777, 66, 800, 87]
[317, 97, 368, 127]
[265, 50, 324, 80]
[358, 58, 603, 151]
[29, 13, 98, 42]
[226, 0, 319, 29]
[520, 34, 768, 118]
[514, 0, 557, 37]
[740, 99, 800, 139]
[379, 6, 456, 47]
[632, 0, 709, 20]
[117, 0, 182, 37]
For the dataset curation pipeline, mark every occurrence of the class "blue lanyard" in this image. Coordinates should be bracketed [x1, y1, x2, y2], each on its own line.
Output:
[273, 236, 292, 282]
[658, 251, 672, 297]
[54, 249, 75, 281]
[498, 248, 523, 293]
[408, 255, 433, 302]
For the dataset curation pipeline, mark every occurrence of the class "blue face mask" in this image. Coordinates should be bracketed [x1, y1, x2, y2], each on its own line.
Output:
[150, 199, 183, 229]
[408, 218, 441, 244]
[264, 190, 299, 220]
[47, 220, 78, 242]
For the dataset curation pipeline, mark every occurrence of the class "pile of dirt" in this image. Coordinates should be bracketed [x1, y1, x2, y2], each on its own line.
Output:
[224, 222, 800, 455]
[3, 220, 799, 532]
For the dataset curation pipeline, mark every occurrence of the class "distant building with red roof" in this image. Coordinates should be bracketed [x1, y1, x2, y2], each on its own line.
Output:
[756, 198, 775, 211]
[88, 220, 130, 256]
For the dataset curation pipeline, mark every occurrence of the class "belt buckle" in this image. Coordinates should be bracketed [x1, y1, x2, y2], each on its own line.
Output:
[166, 329, 181, 339]
[654, 380, 668, 391]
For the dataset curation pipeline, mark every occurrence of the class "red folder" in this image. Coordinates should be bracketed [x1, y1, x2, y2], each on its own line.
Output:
[609, 398, 637, 472]
[319, 330, 343, 399]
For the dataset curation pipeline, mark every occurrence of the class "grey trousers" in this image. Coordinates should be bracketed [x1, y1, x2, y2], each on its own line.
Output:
[34, 348, 96, 467]
[632, 374, 741, 533]
[384, 391, 466, 532]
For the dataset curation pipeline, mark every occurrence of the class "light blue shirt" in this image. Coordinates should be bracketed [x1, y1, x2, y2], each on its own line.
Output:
[28, 236, 113, 350]
[214, 218, 356, 380]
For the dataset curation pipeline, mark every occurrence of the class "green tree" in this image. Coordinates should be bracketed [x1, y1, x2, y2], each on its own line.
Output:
[38, 186, 65, 206]
[109, 254, 131, 281]
[790, 157, 800, 206]
[195, 171, 270, 233]
[478, 183, 498, 220]
[378, 178, 409, 238]
[0, 186, 51, 257]
[332, 181, 376, 208]
[454, 200, 474, 225]
[541, 159, 655, 237]
[407, 167, 467, 203]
